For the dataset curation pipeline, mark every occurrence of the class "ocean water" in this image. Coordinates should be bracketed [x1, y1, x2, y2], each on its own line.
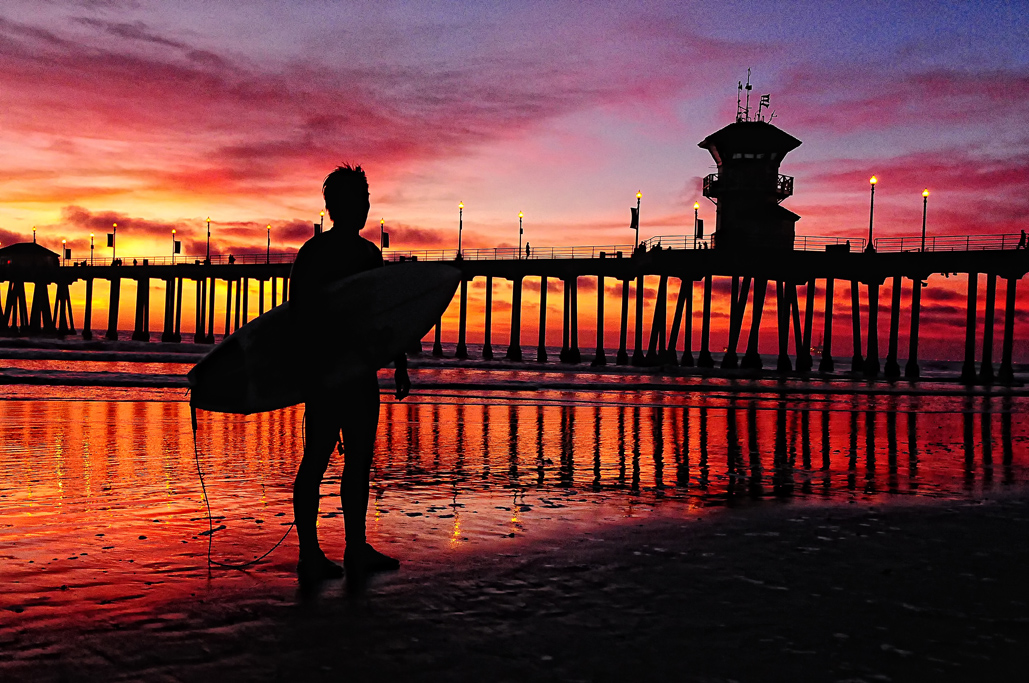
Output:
[1, 339, 1027, 631]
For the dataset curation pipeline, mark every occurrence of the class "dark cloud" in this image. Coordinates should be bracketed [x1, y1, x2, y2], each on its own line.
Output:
[60, 205, 181, 234]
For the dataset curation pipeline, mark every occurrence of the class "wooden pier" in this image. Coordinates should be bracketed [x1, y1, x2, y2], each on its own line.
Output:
[1, 238, 1026, 385]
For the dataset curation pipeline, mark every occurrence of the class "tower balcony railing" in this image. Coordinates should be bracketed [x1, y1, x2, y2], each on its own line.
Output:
[702, 173, 794, 202]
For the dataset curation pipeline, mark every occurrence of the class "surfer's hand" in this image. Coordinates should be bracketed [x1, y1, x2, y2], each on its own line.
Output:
[394, 366, 411, 400]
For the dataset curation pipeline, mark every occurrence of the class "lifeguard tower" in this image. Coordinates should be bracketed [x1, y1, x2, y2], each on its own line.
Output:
[699, 75, 801, 251]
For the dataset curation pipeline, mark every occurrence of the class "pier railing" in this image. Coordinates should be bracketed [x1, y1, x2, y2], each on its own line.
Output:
[51, 233, 1023, 268]
[384, 244, 638, 262]
[643, 235, 863, 252]
[63, 253, 298, 268]
[873, 233, 1022, 253]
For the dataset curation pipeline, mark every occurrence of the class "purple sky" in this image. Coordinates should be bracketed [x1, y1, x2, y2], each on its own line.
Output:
[1, 0, 1026, 257]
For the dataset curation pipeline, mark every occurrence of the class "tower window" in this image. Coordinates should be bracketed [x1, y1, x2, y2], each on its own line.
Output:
[744, 153, 754, 159]
[732, 153, 742, 159]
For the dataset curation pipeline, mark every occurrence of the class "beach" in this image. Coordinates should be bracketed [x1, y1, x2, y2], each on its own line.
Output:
[2, 340, 1028, 681]
[3, 495, 1027, 682]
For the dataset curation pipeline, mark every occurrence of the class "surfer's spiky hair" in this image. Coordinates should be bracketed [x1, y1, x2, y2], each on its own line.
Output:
[322, 163, 369, 223]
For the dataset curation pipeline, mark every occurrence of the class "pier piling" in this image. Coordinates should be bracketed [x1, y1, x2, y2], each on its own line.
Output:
[456, 277, 469, 359]
[819, 278, 835, 373]
[979, 273, 997, 384]
[864, 281, 880, 377]
[697, 274, 714, 368]
[905, 277, 922, 379]
[483, 276, 494, 360]
[998, 277, 1017, 384]
[106, 278, 121, 341]
[741, 278, 767, 369]
[850, 280, 863, 372]
[506, 276, 523, 361]
[592, 275, 606, 366]
[960, 272, 978, 384]
[617, 279, 630, 365]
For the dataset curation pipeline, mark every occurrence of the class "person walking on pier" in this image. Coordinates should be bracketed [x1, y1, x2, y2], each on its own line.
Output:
[289, 163, 411, 582]
[525, 242, 531, 259]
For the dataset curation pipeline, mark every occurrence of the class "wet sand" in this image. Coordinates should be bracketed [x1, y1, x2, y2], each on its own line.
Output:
[4, 494, 1027, 682]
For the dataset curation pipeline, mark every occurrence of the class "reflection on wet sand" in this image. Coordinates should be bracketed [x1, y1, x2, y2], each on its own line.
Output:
[2, 389, 1028, 629]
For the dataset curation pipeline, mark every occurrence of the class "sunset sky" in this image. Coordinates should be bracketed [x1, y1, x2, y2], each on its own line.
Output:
[2, 1, 1027, 358]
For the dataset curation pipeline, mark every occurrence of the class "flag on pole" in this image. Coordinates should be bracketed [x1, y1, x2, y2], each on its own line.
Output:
[629, 207, 638, 232]
[382, 232, 390, 249]
[696, 219, 704, 239]
[64, 248, 71, 260]
[174, 241, 181, 254]
[107, 233, 114, 247]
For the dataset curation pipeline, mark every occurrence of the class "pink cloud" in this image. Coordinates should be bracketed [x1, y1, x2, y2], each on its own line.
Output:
[781, 66, 1029, 132]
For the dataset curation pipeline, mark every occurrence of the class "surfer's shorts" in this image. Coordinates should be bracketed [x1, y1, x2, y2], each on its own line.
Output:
[304, 371, 381, 447]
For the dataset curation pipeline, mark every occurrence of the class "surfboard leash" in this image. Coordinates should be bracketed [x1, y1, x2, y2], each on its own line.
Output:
[190, 405, 296, 570]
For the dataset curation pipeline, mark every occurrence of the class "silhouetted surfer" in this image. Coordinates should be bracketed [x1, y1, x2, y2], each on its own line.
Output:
[289, 164, 410, 581]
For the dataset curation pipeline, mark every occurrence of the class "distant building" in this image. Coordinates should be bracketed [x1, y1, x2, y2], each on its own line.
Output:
[0, 242, 60, 269]
[699, 119, 801, 251]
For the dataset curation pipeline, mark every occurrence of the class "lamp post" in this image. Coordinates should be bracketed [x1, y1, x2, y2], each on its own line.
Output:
[380, 218, 384, 251]
[171, 229, 176, 264]
[921, 188, 929, 252]
[62, 239, 66, 266]
[866, 176, 877, 252]
[635, 191, 641, 249]
[112, 223, 117, 261]
[458, 201, 464, 256]
[205, 216, 211, 263]
[693, 201, 700, 248]
[266, 225, 271, 264]
[319, 210, 325, 234]
[32, 226, 36, 244]
[518, 211, 523, 259]
[90, 233, 94, 266]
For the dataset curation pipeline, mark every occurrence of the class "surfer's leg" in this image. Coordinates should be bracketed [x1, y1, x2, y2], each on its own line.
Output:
[339, 375, 379, 545]
[340, 374, 398, 573]
[294, 399, 344, 579]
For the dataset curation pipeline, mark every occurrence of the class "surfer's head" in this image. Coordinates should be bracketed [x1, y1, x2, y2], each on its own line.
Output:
[323, 164, 370, 232]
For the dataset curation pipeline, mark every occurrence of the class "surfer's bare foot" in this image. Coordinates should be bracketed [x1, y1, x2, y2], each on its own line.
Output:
[344, 543, 400, 574]
[297, 553, 344, 582]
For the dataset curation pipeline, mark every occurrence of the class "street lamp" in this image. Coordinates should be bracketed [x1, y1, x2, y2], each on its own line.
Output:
[111, 223, 117, 261]
[921, 189, 929, 252]
[90, 233, 94, 266]
[319, 210, 325, 235]
[171, 229, 176, 264]
[205, 217, 211, 263]
[693, 201, 700, 249]
[266, 225, 271, 264]
[62, 239, 67, 266]
[32, 226, 36, 244]
[458, 201, 464, 256]
[866, 176, 877, 252]
[635, 191, 642, 249]
[518, 211, 523, 259]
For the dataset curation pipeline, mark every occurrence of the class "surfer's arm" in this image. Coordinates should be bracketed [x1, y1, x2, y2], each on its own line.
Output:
[393, 354, 410, 400]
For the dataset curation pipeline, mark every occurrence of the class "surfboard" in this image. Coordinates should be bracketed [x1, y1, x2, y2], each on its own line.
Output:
[187, 262, 460, 415]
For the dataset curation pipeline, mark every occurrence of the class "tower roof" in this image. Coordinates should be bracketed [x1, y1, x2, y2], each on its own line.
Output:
[698, 120, 801, 159]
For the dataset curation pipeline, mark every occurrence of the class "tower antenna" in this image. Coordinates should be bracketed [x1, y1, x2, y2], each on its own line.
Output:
[744, 68, 753, 121]
[736, 80, 744, 122]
